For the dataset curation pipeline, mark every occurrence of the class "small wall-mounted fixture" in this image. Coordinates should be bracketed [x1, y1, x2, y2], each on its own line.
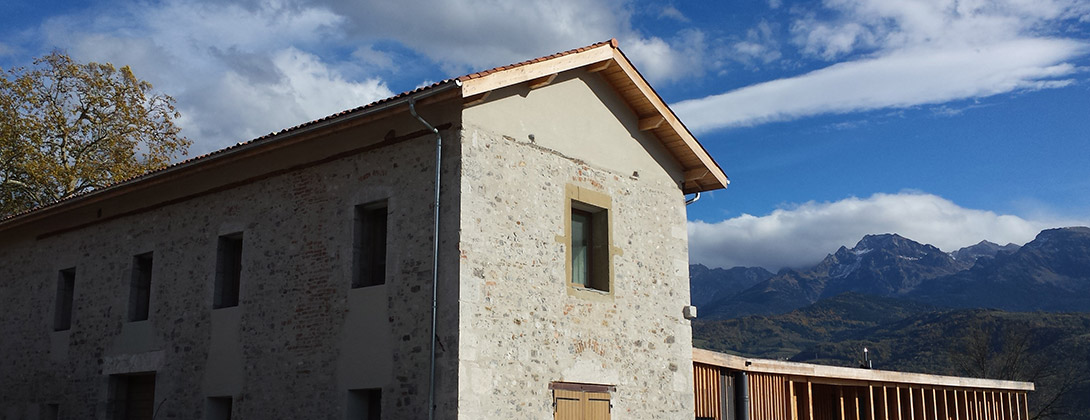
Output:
[682, 305, 698, 320]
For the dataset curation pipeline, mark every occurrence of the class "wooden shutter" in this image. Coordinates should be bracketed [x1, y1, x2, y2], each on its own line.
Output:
[553, 388, 612, 420]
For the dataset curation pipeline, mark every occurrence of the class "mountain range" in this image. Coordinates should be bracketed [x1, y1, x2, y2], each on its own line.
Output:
[689, 226, 1090, 419]
[695, 226, 1090, 319]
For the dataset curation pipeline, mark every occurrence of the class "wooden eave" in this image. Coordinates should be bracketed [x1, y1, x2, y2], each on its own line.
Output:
[693, 348, 1035, 392]
[458, 40, 728, 194]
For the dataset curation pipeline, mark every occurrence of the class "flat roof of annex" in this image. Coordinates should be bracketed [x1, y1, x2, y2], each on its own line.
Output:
[693, 348, 1034, 392]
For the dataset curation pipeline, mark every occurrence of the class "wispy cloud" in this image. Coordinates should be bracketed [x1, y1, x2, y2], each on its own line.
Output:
[675, 0, 1090, 132]
[688, 192, 1085, 271]
[730, 20, 782, 67]
[659, 5, 690, 23]
[22, 0, 712, 153]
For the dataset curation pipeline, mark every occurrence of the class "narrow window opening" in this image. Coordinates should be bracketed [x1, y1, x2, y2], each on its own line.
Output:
[43, 403, 59, 420]
[214, 233, 243, 309]
[53, 268, 76, 331]
[570, 203, 609, 292]
[108, 373, 156, 420]
[128, 252, 154, 322]
[347, 388, 381, 420]
[353, 201, 388, 288]
[206, 396, 233, 420]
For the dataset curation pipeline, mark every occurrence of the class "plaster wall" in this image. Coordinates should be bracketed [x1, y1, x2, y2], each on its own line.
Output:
[457, 71, 696, 419]
[0, 101, 463, 419]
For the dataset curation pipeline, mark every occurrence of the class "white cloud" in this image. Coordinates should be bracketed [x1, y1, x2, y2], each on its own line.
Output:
[674, 38, 1085, 131]
[26, 0, 707, 153]
[731, 21, 782, 67]
[688, 192, 1084, 271]
[623, 29, 709, 82]
[38, 0, 393, 154]
[675, 0, 1090, 131]
[318, 0, 706, 83]
[659, 5, 690, 23]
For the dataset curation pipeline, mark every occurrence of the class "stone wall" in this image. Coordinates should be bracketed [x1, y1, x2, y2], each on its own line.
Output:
[0, 101, 463, 419]
[456, 71, 696, 419]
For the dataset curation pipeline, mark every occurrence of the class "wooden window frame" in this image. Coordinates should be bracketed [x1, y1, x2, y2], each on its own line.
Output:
[562, 184, 616, 301]
[352, 201, 388, 288]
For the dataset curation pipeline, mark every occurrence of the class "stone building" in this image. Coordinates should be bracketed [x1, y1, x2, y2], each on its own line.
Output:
[0, 40, 728, 419]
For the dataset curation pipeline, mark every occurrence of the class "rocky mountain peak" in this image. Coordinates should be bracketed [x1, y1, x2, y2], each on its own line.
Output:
[1029, 226, 1090, 245]
[851, 233, 941, 259]
[951, 240, 1020, 263]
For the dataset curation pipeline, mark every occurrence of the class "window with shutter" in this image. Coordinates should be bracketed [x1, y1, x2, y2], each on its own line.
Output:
[551, 383, 613, 420]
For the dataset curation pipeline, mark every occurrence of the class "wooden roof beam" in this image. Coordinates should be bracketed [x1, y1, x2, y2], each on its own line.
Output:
[638, 115, 665, 131]
[586, 59, 612, 73]
[463, 91, 491, 107]
[610, 48, 728, 191]
[685, 168, 710, 183]
[527, 74, 557, 90]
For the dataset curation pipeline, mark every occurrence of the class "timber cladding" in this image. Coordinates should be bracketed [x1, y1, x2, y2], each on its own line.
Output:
[693, 359, 1033, 420]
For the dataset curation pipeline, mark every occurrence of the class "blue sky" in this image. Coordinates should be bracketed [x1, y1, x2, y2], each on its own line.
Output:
[3, 0, 1089, 270]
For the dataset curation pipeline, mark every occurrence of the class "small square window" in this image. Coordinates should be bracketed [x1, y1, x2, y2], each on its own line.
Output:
[54, 268, 76, 331]
[353, 201, 388, 288]
[128, 253, 154, 322]
[347, 388, 381, 420]
[214, 233, 243, 309]
[570, 203, 609, 292]
[206, 396, 233, 420]
[108, 372, 156, 420]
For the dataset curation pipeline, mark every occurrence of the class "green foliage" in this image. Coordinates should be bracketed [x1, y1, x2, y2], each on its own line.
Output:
[0, 51, 190, 217]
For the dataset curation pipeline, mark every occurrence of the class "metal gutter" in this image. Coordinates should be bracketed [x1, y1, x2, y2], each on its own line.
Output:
[408, 79, 462, 420]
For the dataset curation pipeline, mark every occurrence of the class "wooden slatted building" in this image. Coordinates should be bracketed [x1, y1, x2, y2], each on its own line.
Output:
[693, 348, 1034, 420]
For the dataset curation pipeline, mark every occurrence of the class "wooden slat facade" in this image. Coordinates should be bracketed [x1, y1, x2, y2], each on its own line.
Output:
[694, 358, 1033, 420]
[694, 363, 723, 420]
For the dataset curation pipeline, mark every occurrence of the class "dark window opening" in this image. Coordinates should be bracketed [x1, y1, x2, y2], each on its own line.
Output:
[214, 233, 243, 309]
[353, 202, 388, 288]
[53, 268, 75, 331]
[347, 388, 381, 420]
[206, 396, 233, 420]
[108, 373, 156, 420]
[128, 253, 154, 322]
[44, 403, 59, 420]
[571, 203, 609, 292]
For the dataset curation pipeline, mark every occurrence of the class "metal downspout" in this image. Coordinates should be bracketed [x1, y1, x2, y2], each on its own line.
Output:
[684, 192, 701, 206]
[409, 96, 443, 420]
[736, 371, 750, 420]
